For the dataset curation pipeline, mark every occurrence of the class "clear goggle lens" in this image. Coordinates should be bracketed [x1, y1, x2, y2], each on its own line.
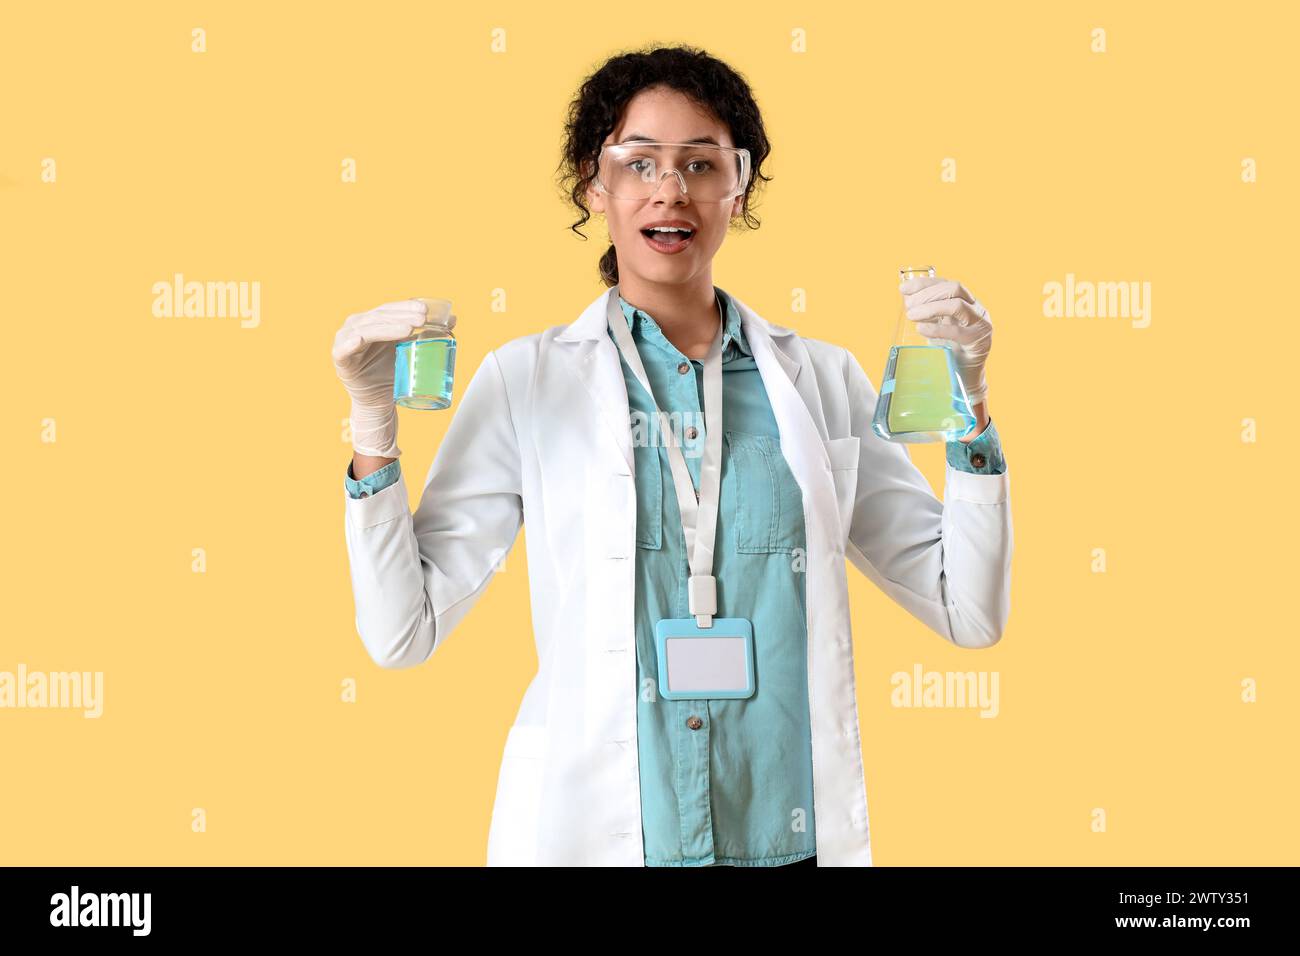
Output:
[597, 142, 750, 201]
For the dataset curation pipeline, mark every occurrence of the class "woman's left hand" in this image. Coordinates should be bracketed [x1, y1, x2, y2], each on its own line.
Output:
[899, 274, 993, 406]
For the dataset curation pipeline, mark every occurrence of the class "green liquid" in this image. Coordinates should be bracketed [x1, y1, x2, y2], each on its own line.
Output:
[394, 337, 456, 409]
[887, 346, 963, 433]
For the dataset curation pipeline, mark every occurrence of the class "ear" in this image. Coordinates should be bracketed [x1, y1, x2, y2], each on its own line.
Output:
[730, 193, 744, 220]
[584, 159, 606, 214]
[587, 179, 606, 215]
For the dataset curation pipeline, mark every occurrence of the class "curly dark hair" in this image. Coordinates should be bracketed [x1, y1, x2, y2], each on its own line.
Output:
[556, 43, 774, 287]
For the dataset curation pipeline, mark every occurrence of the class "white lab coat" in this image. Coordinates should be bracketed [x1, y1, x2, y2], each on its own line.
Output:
[343, 286, 1013, 866]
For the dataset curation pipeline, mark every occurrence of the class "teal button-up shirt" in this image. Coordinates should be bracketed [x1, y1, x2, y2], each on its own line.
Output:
[612, 288, 817, 866]
[343, 291, 1007, 867]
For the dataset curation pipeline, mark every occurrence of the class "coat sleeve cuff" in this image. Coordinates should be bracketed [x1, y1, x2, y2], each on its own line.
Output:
[944, 461, 1010, 504]
[344, 466, 410, 529]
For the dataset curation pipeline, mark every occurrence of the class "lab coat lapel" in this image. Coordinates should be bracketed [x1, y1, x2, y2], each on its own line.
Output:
[730, 292, 874, 867]
[727, 291, 831, 463]
[555, 288, 633, 473]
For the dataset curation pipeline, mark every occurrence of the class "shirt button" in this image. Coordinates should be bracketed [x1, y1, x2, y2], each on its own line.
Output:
[686, 715, 703, 730]
[677, 361, 690, 374]
[970, 452, 987, 468]
[685, 426, 698, 440]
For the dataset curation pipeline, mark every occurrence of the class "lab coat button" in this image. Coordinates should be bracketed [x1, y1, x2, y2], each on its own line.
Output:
[686, 715, 703, 730]
[970, 452, 987, 468]
[677, 361, 690, 374]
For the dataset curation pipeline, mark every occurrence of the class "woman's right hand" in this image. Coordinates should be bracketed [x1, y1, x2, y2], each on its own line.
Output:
[332, 299, 429, 458]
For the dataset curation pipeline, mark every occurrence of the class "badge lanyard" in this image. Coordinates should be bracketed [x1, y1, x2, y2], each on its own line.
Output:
[606, 286, 723, 628]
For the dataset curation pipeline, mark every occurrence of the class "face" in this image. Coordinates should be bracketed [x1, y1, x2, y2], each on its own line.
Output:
[586, 85, 745, 288]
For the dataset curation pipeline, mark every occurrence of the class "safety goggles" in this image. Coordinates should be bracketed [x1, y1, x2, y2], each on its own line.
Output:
[595, 141, 751, 202]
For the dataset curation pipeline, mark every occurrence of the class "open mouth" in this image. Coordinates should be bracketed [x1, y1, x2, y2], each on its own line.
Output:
[640, 226, 695, 254]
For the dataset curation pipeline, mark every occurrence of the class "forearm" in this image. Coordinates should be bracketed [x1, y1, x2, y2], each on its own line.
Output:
[352, 453, 397, 480]
[958, 398, 990, 443]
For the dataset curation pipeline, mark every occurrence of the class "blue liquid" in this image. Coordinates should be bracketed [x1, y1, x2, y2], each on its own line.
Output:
[394, 337, 456, 409]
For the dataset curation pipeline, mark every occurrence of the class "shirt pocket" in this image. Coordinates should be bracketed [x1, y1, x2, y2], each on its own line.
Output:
[633, 442, 663, 550]
[724, 430, 804, 554]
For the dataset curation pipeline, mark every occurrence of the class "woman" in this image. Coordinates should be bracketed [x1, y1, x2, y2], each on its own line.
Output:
[332, 45, 1012, 867]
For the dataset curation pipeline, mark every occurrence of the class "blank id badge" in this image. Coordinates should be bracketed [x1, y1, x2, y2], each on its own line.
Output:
[654, 618, 755, 700]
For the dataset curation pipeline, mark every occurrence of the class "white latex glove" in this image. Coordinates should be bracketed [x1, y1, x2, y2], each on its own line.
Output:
[899, 275, 993, 406]
[332, 299, 430, 457]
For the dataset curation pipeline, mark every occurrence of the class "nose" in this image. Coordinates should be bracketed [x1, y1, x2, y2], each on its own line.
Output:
[648, 167, 689, 202]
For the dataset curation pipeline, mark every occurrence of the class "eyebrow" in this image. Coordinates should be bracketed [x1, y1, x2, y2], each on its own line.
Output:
[619, 132, 724, 146]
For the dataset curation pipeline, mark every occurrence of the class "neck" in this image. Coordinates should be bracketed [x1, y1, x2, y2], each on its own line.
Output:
[618, 273, 721, 359]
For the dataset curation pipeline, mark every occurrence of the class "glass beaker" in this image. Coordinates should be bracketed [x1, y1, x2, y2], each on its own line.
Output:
[394, 298, 457, 409]
[871, 265, 977, 443]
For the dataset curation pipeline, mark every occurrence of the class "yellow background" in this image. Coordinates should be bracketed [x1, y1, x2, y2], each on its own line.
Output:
[2, 1, 1295, 865]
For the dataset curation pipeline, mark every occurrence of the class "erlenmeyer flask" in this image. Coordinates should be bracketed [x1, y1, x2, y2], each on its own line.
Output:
[871, 265, 978, 443]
